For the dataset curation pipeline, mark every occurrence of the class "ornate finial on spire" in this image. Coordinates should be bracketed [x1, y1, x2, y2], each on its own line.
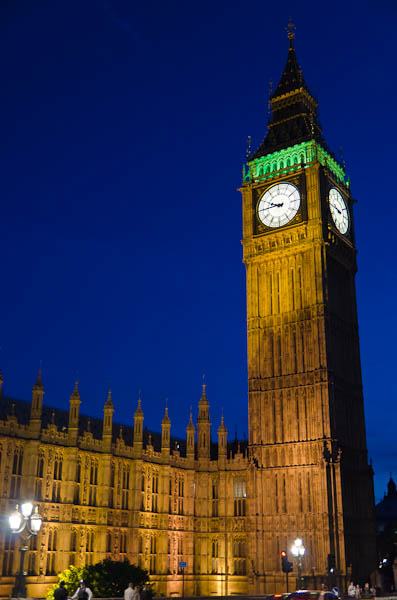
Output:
[11, 401, 15, 416]
[148, 433, 152, 446]
[119, 425, 123, 439]
[74, 380, 79, 393]
[267, 79, 273, 122]
[246, 135, 252, 160]
[105, 387, 113, 407]
[51, 410, 55, 425]
[87, 418, 91, 433]
[202, 373, 206, 395]
[135, 391, 143, 418]
[34, 364, 43, 389]
[162, 399, 170, 424]
[286, 17, 296, 48]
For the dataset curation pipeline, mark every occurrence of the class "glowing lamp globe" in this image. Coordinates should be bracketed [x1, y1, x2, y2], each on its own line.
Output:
[30, 507, 42, 533]
[21, 502, 33, 518]
[9, 510, 22, 532]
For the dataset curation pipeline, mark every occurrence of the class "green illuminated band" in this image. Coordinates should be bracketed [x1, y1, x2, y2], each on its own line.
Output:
[243, 140, 348, 186]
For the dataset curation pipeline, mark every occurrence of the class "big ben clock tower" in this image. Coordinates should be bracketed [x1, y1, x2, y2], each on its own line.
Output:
[241, 25, 376, 591]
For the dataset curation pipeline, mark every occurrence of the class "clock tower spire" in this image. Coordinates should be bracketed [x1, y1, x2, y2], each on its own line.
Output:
[241, 27, 376, 591]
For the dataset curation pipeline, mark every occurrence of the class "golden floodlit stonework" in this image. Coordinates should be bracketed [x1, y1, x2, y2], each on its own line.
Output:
[0, 32, 377, 599]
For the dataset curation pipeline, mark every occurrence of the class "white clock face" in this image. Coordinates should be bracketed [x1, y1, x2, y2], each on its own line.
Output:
[329, 188, 349, 234]
[257, 183, 301, 228]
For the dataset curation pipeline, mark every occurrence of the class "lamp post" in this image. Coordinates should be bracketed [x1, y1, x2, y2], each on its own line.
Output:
[8, 502, 42, 599]
[291, 537, 305, 590]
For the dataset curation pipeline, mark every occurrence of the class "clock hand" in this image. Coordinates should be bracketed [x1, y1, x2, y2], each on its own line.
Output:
[330, 203, 341, 214]
[268, 202, 284, 208]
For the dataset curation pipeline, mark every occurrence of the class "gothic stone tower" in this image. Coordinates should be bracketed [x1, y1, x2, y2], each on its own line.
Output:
[241, 29, 376, 591]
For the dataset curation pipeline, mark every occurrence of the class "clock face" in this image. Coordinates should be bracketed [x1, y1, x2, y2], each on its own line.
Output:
[257, 183, 301, 228]
[329, 188, 349, 234]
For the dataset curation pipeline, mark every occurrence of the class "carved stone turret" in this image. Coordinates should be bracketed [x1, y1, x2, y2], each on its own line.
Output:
[133, 395, 144, 452]
[68, 380, 80, 442]
[29, 368, 44, 435]
[102, 388, 114, 452]
[197, 382, 211, 460]
[161, 404, 171, 454]
[186, 410, 195, 459]
[217, 413, 227, 459]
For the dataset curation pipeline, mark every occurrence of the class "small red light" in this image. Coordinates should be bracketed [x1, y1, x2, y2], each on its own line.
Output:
[281, 551, 286, 557]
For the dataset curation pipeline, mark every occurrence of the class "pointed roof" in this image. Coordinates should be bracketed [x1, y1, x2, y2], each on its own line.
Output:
[271, 35, 311, 99]
[186, 409, 195, 431]
[250, 26, 332, 160]
[134, 394, 144, 418]
[70, 380, 80, 401]
[387, 475, 397, 497]
[218, 412, 227, 433]
[162, 405, 171, 426]
[198, 377, 209, 407]
[104, 388, 113, 409]
[33, 367, 44, 391]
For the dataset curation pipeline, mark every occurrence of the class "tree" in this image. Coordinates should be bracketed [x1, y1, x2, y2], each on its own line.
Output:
[46, 565, 88, 600]
[46, 560, 149, 599]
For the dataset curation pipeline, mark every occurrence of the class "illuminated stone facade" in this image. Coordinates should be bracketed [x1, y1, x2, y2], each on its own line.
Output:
[241, 29, 376, 593]
[0, 33, 376, 598]
[0, 375, 249, 598]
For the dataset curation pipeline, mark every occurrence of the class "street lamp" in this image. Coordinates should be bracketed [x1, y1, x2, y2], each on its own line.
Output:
[8, 502, 42, 599]
[291, 537, 305, 590]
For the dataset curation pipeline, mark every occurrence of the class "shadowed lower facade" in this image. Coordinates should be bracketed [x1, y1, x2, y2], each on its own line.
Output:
[0, 29, 376, 598]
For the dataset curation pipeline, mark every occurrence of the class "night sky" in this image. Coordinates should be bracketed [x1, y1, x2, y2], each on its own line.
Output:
[2, 1, 396, 502]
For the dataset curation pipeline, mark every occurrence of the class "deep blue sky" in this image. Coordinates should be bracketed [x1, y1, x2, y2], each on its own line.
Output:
[2, 1, 396, 501]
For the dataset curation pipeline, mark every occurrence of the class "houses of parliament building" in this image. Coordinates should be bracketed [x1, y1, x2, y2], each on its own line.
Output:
[0, 28, 376, 598]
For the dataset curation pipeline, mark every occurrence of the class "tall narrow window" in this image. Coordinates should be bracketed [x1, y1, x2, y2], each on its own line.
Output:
[233, 478, 246, 516]
[177, 475, 184, 515]
[35, 454, 44, 501]
[291, 269, 295, 311]
[151, 473, 158, 513]
[150, 535, 157, 574]
[86, 530, 94, 565]
[88, 459, 98, 507]
[298, 267, 303, 308]
[212, 479, 218, 517]
[120, 531, 127, 555]
[2, 532, 15, 575]
[10, 448, 23, 498]
[52, 456, 62, 503]
[70, 529, 77, 565]
[109, 462, 115, 508]
[74, 459, 81, 505]
[46, 529, 57, 575]
[211, 539, 219, 573]
[122, 464, 130, 510]
[276, 272, 281, 313]
[233, 538, 247, 575]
